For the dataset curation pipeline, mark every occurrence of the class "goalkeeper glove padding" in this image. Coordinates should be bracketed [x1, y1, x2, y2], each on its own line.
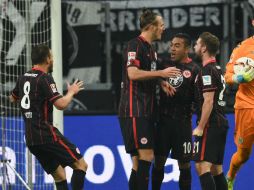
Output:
[232, 67, 254, 83]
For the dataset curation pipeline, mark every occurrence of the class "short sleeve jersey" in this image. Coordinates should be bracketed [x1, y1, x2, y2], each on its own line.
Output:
[224, 36, 254, 109]
[12, 68, 63, 145]
[194, 60, 228, 127]
[159, 58, 200, 118]
[118, 36, 158, 117]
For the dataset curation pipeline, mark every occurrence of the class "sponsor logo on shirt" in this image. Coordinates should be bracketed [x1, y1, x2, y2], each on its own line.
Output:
[202, 75, 211, 86]
[50, 84, 58, 93]
[24, 73, 38, 77]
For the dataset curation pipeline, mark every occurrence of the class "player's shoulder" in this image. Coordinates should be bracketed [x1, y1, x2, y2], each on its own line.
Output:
[128, 37, 139, 45]
[236, 36, 254, 49]
[241, 36, 254, 45]
[189, 60, 200, 69]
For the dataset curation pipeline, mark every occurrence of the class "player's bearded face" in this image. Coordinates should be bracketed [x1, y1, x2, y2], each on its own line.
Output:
[152, 16, 165, 41]
[194, 38, 203, 58]
[47, 52, 53, 73]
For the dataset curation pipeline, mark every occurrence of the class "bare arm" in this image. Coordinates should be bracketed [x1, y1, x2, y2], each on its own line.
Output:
[128, 66, 180, 81]
[193, 91, 214, 136]
[54, 79, 84, 110]
[9, 95, 17, 103]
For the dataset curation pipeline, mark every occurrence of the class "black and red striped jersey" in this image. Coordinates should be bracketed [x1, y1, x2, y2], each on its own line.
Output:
[118, 36, 158, 117]
[194, 60, 228, 127]
[158, 58, 200, 118]
[11, 68, 63, 145]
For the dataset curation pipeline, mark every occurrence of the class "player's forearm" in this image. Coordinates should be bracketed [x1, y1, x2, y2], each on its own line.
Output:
[9, 95, 17, 103]
[54, 90, 75, 110]
[128, 69, 162, 81]
[198, 99, 213, 130]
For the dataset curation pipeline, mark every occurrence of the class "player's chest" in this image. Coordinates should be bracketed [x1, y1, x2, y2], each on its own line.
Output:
[140, 47, 157, 71]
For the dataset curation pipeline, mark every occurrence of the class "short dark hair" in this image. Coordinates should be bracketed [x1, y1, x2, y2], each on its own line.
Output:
[199, 32, 220, 56]
[139, 8, 159, 31]
[31, 44, 50, 65]
[172, 33, 191, 48]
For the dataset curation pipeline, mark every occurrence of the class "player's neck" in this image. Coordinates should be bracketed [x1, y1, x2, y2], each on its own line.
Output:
[33, 64, 48, 73]
[180, 56, 191, 64]
[202, 54, 216, 66]
[140, 32, 152, 44]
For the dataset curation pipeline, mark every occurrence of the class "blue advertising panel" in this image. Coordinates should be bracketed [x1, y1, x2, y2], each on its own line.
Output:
[1, 114, 254, 189]
[63, 114, 254, 190]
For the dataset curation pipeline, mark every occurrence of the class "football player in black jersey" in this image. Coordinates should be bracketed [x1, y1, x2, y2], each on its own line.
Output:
[118, 9, 180, 190]
[10, 45, 87, 190]
[193, 32, 229, 190]
[152, 33, 199, 190]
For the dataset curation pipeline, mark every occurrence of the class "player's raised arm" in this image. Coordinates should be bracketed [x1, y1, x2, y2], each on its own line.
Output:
[127, 66, 180, 81]
[53, 79, 84, 110]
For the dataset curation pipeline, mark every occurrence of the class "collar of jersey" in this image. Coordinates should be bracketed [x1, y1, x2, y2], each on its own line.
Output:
[32, 67, 45, 73]
[138, 35, 150, 45]
[203, 58, 216, 66]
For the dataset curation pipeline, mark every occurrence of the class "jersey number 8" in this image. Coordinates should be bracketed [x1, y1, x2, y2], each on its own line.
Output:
[21, 81, 31, 109]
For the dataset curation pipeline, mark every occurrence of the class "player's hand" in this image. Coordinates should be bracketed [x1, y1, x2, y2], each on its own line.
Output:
[160, 80, 176, 96]
[193, 127, 203, 136]
[233, 66, 254, 83]
[67, 79, 85, 95]
[160, 67, 181, 78]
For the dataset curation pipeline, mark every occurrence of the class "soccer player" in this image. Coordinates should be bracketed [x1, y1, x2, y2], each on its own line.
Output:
[152, 33, 200, 190]
[9, 45, 87, 190]
[118, 9, 181, 190]
[224, 17, 254, 190]
[192, 32, 229, 190]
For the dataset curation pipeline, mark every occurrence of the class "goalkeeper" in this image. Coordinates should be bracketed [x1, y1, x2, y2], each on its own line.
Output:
[224, 16, 254, 190]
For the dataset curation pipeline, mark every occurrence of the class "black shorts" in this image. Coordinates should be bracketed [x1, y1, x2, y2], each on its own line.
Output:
[192, 125, 228, 164]
[28, 135, 83, 174]
[154, 115, 192, 162]
[118, 117, 154, 154]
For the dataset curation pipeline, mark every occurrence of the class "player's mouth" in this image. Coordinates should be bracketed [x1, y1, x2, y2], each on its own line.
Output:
[171, 53, 176, 60]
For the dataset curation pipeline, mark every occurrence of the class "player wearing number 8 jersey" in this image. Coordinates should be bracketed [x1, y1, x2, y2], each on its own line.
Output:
[192, 32, 229, 190]
[10, 45, 87, 190]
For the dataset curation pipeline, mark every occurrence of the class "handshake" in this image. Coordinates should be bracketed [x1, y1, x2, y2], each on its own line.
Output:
[233, 66, 254, 83]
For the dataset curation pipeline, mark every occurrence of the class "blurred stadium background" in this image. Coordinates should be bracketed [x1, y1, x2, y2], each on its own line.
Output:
[0, 0, 254, 189]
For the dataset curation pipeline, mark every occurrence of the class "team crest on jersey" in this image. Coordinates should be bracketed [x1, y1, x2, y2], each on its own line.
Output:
[50, 84, 57, 93]
[238, 137, 244, 144]
[202, 75, 212, 86]
[167, 74, 183, 88]
[183, 70, 191, 78]
[140, 137, 148, 144]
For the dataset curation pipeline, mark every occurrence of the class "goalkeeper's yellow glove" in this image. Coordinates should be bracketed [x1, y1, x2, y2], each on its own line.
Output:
[232, 67, 254, 83]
